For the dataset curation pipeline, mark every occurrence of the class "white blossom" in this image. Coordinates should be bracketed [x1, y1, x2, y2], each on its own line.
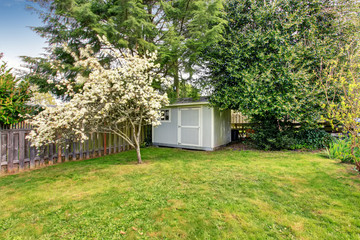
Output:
[27, 37, 169, 163]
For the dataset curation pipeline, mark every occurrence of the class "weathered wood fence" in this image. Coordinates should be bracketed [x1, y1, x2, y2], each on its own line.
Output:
[230, 111, 340, 139]
[231, 111, 253, 139]
[231, 111, 249, 126]
[0, 122, 32, 130]
[0, 126, 151, 174]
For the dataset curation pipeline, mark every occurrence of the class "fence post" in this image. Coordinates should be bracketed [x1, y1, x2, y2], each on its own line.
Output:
[19, 131, 25, 170]
[109, 133, 112, 154]
[79, 141, 83, 160]
[30, 145, 36, 169]
[103, 133, 107, 156]
[14, 132, 19, 169]
[86, 136, 90, 159]
[8, 131, 14, 172]
[57, 143, 62, 163]
[39, 146, 45, 166]
[72, 142, 77, 160]
[65, 142, 69, 162]
[48, 143, 53, 165]
[98, 133, 102, 157]
[113, 133, 117, 153]
[93, 133, 96, 157]
[92, 133, 96, 158]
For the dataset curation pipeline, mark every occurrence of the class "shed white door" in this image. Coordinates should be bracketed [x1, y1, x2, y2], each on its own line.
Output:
[178, 108, 201, 146]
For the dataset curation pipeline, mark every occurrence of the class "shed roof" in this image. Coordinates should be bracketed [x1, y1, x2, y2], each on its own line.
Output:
[169, 96, 209, 107]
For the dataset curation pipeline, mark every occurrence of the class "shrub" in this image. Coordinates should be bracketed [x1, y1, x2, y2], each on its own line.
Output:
[328, 137, 360, 163]
[250, 118, 296, 150]
[251, 124, 334, 151]
[291, 129, 334, 150]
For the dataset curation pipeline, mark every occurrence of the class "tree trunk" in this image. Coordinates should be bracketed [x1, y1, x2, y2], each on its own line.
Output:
[57, 144, 62, 164]
[174, 60, 180, 98]
[351, 135, 356, 160]
[135, 144, 142, 164]
[355, 161, 360, 172]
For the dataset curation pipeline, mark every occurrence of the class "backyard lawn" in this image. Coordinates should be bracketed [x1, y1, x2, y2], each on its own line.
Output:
[0, 147, 359, 239]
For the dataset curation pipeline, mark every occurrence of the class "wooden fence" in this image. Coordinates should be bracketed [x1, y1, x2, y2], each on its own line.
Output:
[231, 111, 253, 138]
[0, 126, 151, 174]
[230, 111, 340, 139]
[0, 122, 32, 130]
[231, 111, 249, 125]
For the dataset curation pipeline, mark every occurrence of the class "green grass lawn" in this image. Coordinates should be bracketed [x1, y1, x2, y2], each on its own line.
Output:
[0, 147, 360, 239]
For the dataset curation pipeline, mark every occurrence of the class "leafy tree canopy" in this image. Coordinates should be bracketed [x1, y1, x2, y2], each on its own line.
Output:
[321, 36, 360, 169]
[203, 0, 358, 149]
[0, 54, 32, 126]
[24, 0, 226, 99]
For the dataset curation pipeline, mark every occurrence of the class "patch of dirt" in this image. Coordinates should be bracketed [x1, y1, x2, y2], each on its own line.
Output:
[222, 140, 257, 151]
[290, 148, 326, 153]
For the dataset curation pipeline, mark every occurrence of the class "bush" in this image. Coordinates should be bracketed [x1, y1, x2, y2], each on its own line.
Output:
[291, 129, 334, 150]
[250, 118, 296, 150]
[328, 137, 360, 163]
[251, 122, 333, 151]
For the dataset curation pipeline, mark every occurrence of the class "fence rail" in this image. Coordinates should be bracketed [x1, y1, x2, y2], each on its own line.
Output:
[229, 111, 343, 140]
[0, 126, 150, 174]
[231, 111, 249, 125]
[0, 122, 32, 130]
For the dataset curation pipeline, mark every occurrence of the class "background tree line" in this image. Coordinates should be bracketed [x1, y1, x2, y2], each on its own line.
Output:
[23, 0, 225, 101]
[2, 0, 359, 152]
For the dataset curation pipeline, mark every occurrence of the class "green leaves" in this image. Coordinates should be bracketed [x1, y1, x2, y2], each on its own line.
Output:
[0, 58, 32, 126]
[26, 0, 225, 98]
[328, 137, 360, 163]
[205, 0, 354, 121]
[203, 0, 357, 149]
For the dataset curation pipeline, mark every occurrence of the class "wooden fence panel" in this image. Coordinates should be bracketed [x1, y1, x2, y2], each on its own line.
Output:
[1, 133, 6, 162]
[0, 125, 151, 174]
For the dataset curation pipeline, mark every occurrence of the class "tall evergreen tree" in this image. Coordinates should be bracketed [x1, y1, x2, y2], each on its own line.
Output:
[204, 0, 358, 149]
[24, 0, 225, 99]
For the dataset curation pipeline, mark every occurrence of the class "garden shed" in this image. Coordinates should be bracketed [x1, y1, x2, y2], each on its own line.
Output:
[152, 97, 231, 151]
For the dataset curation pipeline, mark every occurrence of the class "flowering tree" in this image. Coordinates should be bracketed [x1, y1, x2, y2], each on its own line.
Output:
[28, 38, 169, 164]
[321, 41, 360, 170]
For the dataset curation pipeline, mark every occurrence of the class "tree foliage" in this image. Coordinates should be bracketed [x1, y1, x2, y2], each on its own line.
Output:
[24, 0, 225, 99]
[0, 54, 32, 126]
[204, 0, 358, 149]
[321, 39, 360, 170]
[28, 38, 169, 163]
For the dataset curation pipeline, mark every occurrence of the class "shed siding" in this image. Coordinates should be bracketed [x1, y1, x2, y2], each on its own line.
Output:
[202, 106, 212, 149]
[153, 104, 230, 151]
[153, 108, 178, 145]
[213, 108, 231, 147]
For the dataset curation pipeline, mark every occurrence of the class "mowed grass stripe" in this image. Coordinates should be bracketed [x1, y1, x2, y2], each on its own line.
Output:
[0, 147, 359, 239]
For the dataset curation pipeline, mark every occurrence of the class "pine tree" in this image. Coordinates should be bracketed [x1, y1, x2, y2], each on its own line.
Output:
[24, 0, 225, 99]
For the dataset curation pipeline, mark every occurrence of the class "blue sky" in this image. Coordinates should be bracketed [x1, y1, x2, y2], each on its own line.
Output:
[0, 0, 47, 72]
